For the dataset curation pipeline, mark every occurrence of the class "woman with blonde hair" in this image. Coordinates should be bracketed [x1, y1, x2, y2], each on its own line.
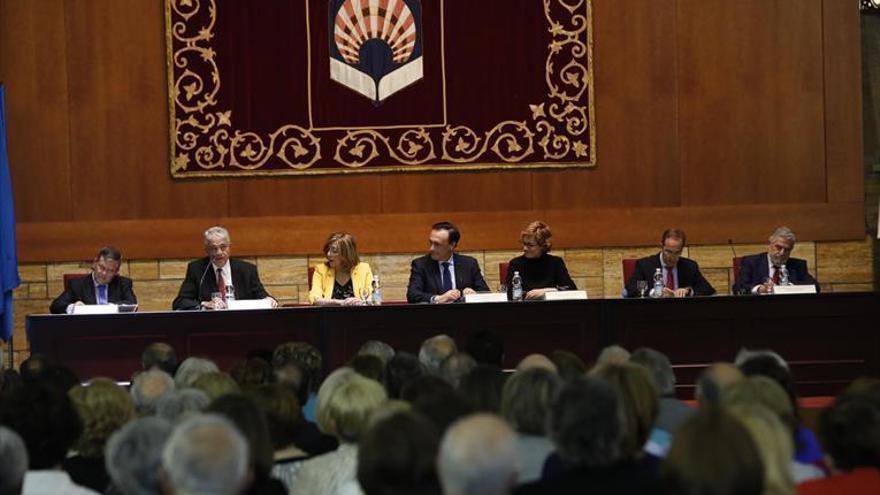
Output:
[505, 221, 576, 300]
[309, 232, 374, 306]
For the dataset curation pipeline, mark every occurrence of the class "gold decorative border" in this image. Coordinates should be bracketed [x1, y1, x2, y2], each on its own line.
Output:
[166, 0, 595, 177]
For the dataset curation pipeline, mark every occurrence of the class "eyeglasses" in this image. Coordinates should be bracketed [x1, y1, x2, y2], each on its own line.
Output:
[662, 248, 683, 257]
[522, 240, 540, 248]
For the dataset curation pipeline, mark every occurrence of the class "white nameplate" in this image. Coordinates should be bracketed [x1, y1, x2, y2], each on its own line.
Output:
[464, 292, 509, 303]
[542, 290, 588, 301]
[226, 299, 274, 310]
[72, 304, 119, 315]
[773, 285, 817, 295]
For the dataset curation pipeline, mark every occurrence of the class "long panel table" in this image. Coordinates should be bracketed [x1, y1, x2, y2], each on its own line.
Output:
[26, 292, 880, 398]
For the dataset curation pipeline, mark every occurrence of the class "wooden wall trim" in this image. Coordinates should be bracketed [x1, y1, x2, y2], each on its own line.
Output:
[16, 202, 864, 262]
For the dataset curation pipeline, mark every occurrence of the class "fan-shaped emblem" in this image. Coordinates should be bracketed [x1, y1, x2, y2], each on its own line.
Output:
[329, 0, 423, 105]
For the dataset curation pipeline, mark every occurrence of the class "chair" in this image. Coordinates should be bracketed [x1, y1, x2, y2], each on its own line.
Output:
[622, 258, 638, 284]
[499, 262, 510, 287]
[63, 273, 89, 290]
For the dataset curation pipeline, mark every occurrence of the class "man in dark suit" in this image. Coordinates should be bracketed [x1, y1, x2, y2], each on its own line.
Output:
[624, 229, 715, 298]
[733, 226, 818, 295]
[49, 246, 137, 314]
[407, 221, 490, 304]
[172, 226, 277, 310]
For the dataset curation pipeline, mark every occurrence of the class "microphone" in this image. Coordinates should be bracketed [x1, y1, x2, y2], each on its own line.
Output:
[195, 256, 213, 310]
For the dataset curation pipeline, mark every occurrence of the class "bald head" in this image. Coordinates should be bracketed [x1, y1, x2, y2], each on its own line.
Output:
[515, 354, 558, 374]
[419, 335, 458, 375]
[438, 414, 518, 495]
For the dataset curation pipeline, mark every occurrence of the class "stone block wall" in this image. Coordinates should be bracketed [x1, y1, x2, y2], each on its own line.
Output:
[3, 237, 875, 368]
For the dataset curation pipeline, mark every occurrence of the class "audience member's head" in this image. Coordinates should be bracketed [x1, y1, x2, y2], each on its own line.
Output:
[515, 354, 558, 374]
[228, 357, 273, 391]
[384, 352, 426, 399]
[69, 378, 136, 458]
[439, 352, 477, 388]
[548, 377, 624, 469]
[272, 341, 324, 394]
[737, 353, 800, 421]
[191, 371, 241, 401]
[419, 335, 458, 375]
[695, 362, 743, 406]
[318, 374, 387, 443]
[19, 353, 50, 384]
[161, 414, 249, 495]
[130, 369, 175, 416]
[594, 345, 630, 367]
[357, 340, 396, 365]
[105, 417, 173, 495]
[726, 404, 795, 495]
[156, 388, 211, 424]
[843, 377, 880, 407]
[0, 426, 27, 495]
[247, 384, 304, 451]
[208, 394, 275, 481]
[590, 362, 659, 459]
[501, 368, 562, 436]
[722, 376, 797, 435]
[358, 410, 442, 495]
[315, 367, 358, 429]
[174, 357, 219, 389]
[437, 413, 518, 495]
[630, 347, 676, 397]
[465, 330, 504, 367]
[662, 406, 764, 495]
[349, 354, 385, 383]
[401, 375, 474, 433]
[550, 350, 587, 382]
[141, 342, 178, 375]
[458, 365, 506, 413]
[818, 396, 880, 472]
[0, 382, 82, 469]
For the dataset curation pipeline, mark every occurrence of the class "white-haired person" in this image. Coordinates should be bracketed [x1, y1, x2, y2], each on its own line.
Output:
[172, 226, 277, 310]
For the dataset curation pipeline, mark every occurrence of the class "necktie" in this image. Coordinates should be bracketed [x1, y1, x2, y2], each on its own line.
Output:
[441, 262, 452, 292]
[217, 269, 226, 300]
[772, 266, 780, 285]
[97, 284, 107, 305]
[665, 268, 675, 290]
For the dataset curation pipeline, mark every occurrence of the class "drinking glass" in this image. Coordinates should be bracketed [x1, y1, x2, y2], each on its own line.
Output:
[636, 280, 648, 298]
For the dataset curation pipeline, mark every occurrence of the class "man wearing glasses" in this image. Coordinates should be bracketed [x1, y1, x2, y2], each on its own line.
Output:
[50, 246, 137, 313]
[172, 226, 277, 310]
[624, 229, 716, 298]
[734, 226, 818, 295]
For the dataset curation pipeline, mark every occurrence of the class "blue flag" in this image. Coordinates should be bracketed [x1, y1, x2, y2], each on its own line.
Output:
[0, 84, 21, 342]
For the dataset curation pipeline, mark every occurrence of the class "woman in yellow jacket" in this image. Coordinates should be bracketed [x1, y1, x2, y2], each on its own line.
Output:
[309, 232, 374, 306]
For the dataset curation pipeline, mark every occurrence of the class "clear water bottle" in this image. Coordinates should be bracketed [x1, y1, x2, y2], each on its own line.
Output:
[371, 275, 382, 306]
[650, 268, 664, 298]
[778, 265, 790, 286]
[225, 285, 235, 304]
[511, 271, 523, 301]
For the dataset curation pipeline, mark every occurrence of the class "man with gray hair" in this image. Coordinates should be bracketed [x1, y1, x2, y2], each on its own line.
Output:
[437, 413, 519, 495]
[357, 340, 395, 365]
[172, 226, 276, 310]
[174, 357, 219, 389]
[734, 225, 818, 294]
[419, 334, 457, 375]
[630, 347, 693, 436]
[160, 414, 249, 495]
[105, 417, 172, 495]
[0, 426, 27, 495]
[156, 389, 211, 424]
[130, 369, 175, 416]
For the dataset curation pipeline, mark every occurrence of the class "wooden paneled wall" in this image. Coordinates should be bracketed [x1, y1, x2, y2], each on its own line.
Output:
[0, 0, 865, 261]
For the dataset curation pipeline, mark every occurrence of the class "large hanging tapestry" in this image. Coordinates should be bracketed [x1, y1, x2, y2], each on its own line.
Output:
[166, 0, 595, 177]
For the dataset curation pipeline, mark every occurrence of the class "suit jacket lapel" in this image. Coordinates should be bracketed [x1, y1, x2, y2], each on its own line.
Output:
[452, 254, 464, 290]
[79, 276, 97, 304]
[426, 257, 441, 293]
